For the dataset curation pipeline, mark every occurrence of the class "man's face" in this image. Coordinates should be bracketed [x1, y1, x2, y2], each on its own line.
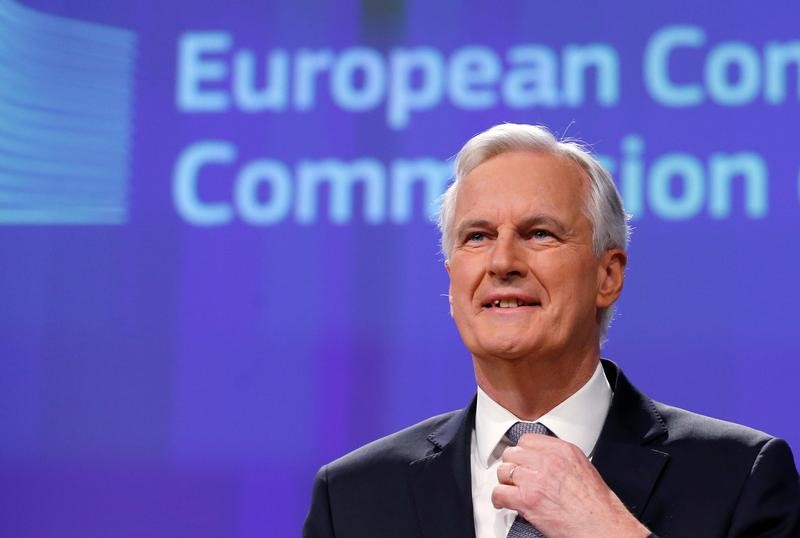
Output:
[446, 151, 623, 363]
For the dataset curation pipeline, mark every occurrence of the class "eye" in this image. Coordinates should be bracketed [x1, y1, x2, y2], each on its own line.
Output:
[466, 231, 485, 242]
[531, 229, 554, 240]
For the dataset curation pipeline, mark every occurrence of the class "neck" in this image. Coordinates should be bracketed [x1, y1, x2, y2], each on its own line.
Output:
[473, 348, 600, 420]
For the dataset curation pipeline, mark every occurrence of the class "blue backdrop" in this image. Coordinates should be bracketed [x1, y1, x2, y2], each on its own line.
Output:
[1, 1, 799, 536]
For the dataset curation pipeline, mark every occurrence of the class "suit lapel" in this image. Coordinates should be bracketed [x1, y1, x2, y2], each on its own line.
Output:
[593, 360, 670, 518]
[409, 398, 477, 538]
[406, 362, 668, 535]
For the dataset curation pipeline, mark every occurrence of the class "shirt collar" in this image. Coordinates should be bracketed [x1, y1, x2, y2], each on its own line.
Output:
[474, 361, 612, 468]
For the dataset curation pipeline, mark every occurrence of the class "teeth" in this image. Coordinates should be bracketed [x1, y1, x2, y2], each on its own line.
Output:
[492, 299, 525, 308]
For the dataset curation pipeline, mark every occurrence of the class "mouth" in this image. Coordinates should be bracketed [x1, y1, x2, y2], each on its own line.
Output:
[482, 297, 541, 309]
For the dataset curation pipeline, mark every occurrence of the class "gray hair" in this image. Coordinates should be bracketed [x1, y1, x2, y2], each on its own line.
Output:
[436, 123, 631, 339]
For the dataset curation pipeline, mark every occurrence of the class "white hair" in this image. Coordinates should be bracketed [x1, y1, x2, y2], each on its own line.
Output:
[436, 123, 631, 339]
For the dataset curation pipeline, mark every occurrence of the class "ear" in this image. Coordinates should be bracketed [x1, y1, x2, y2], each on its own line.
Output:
[596, 248, 626, 309]
[445, 260, 454, 317]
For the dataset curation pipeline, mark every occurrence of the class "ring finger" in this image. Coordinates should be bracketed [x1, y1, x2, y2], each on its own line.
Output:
[497, 462, 519, 485]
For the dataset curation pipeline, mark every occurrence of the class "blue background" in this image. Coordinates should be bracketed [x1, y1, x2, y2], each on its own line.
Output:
[1, 1, 799, 536]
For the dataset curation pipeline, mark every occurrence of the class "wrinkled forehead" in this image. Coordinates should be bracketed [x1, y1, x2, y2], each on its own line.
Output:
[453, 150, 591, 221]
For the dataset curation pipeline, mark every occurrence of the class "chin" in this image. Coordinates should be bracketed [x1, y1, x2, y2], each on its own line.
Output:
[474, 338, 542, 362]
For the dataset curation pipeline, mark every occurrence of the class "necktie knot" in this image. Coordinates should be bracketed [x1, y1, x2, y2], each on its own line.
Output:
[506, 421, 550, 446]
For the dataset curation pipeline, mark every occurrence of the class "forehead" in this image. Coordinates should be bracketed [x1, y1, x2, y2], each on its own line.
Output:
[454, 151, 589, 222]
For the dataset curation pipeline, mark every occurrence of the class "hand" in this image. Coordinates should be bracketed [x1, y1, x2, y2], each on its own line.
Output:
[493, 433, 651, 538]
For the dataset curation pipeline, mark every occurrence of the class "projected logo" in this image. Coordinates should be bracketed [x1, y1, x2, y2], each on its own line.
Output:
[0, 0, 136, 224]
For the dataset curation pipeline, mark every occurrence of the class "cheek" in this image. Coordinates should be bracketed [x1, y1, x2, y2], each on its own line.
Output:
[449, 262, 484, 304]
[541, 258, 599, 306]
[448, 280, 472, 318]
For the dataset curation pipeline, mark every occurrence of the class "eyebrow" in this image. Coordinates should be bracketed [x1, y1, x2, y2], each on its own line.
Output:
[455, 219, 492, 237]
[518, 214, 570, 235]
[455, 214, 570, 237]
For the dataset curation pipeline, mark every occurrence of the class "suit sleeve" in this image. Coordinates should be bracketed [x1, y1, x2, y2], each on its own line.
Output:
[727, 437, 800, 537]
[303, 465, 335, 538]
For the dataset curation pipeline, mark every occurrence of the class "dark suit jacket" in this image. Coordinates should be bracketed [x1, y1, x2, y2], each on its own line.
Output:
[303, 360, 800, 537]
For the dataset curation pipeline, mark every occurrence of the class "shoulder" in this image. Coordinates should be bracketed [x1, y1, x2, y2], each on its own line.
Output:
[323, 409, 462, 479]
[655, 399, 797, 477]
[654, 400, 774, 448]
[648, 402, 800, 534]
[601, 362, 799, 535]
[601, 359, 797, 485]
[304, 407, 472, 537]
[604, 359, 786, 457]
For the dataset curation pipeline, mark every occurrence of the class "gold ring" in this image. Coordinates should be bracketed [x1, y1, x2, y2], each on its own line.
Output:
[508, 465, 518, 485]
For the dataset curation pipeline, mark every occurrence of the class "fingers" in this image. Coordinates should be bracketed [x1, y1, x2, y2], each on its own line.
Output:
[493, 433, 647, 537]
[495, 461, 535, 512]
[491, 483, 522, 510]
[497, 462, 517, 485]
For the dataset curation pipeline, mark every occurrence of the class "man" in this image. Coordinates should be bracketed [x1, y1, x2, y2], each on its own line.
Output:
[303, 123, 800, 537]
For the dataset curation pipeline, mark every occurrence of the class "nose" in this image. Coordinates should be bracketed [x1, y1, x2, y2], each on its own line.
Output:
[488, 233, 526, 280]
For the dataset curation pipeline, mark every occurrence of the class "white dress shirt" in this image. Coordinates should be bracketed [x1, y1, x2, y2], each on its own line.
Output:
[470, 361, 613, 538]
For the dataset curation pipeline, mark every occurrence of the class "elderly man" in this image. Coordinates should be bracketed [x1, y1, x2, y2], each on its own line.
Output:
[303, 124, 800, 538]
